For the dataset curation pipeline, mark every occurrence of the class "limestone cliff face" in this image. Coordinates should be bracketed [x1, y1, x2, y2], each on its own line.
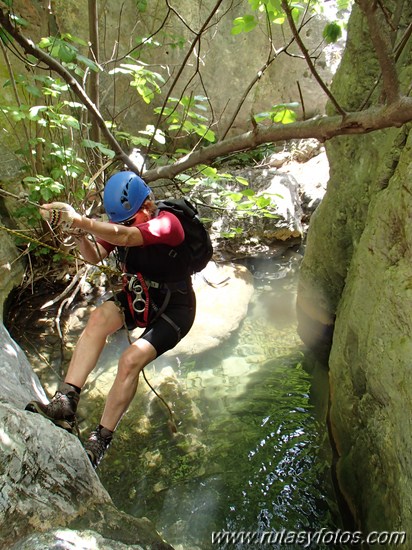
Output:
[10, 0, 336, 137]
[297, 1, 412, 532]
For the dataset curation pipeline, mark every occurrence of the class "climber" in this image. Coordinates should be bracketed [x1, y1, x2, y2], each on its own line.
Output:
[26, 171, 198, 468]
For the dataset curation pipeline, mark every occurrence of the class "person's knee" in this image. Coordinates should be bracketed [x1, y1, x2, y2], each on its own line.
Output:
[118, 347, 144, 380]
[86, 303, 121, 336]
[118, 341, 156, 380]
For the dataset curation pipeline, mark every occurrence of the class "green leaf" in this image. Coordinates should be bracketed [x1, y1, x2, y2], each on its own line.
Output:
[136, 0, 148, 12]
[231, 15, 257, 35]
[272, 108, 297, 124]
[25, 84, 42, 97]
[76, 54, 101, 72]
[257, 196, 271, 208]
[323, 21, 342, 44]
[96, 143, 115, 158]
[229, 192, 243, 202]
[235, 176, 249, 186]
[61, 33, 88, 46]
[28, 105, 48, 119]
[200, 166, 218, 178]
[196, 126, 216, 143]
[82, 139, 99, 148]
[0, 28, 13, 45]
[10, 14, 29, 27]
[55, 43, 76, 63]
[38, 37, 52, 49]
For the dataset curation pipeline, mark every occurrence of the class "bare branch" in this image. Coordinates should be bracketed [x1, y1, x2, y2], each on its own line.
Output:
[281, 0, 346, 116]
[146, 0, 226, 155]
[142, 97, 412, 182]
[0, 8, 140, 173]
[356, 0, 400, 103]
[88, 0, 101, 145]
[394, 20, 412, 61]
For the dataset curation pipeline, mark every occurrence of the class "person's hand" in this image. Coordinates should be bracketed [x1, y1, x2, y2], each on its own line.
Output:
[40, 202, 80, 230]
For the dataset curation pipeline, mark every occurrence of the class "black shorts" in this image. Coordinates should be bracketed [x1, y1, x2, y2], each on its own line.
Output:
[110, 285, 196, 357]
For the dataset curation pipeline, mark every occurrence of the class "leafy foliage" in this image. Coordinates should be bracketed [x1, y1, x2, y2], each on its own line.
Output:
[0, 0, 354, 258]
[254, 102, 299, 124]
[176, 165, 280, 238]
[109, 61, 165, 104]
[154, 95, 216, 144]
[322, 21, 343, 44]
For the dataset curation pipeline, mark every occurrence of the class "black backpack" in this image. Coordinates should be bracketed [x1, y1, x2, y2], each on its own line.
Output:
[157, 198, 213, 274]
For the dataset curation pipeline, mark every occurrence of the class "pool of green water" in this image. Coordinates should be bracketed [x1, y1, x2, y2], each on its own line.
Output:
[93, 256, 344, 550]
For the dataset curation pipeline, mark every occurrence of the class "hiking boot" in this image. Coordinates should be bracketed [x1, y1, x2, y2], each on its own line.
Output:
[84, 426, 113, 469]
[25, 382, 79, 433]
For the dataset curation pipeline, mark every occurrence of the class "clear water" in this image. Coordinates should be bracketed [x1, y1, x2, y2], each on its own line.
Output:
[93, 255, 343, 550]
[6, 254, 345, 550]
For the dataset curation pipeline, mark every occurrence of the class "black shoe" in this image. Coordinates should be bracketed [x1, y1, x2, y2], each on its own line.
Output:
[25, 382, 79, 433]
[84, 426, 113, 469]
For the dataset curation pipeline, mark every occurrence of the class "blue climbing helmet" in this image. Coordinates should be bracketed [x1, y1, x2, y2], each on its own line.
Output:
[103, 171, 151, 222]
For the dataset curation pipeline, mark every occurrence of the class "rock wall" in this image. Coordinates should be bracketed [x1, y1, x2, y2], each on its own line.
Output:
[10, 0, 336, 138]
[297, 0, 412, 533]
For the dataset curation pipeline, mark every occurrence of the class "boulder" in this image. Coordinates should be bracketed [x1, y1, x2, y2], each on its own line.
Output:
[210, 169, 304, 261]
[0, 323, 47, 407]
[10, 529, 144, 549]
[0, 323, 173, 549]
[168, 262, 254, 356]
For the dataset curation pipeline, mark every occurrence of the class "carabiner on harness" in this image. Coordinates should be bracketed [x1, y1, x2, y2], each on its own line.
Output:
[127, 276, 146, 314]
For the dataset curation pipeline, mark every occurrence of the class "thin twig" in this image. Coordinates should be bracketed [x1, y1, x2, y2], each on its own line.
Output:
[145, 0, 226, 156]
[281, 0, 346, 116]
[297, 80, 306, 120]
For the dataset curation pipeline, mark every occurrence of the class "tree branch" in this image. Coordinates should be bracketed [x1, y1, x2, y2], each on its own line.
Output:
[356, 0, 400, 103]
[142, 97, 412, 182]
[0, 8, 140, 173]
[88, 0, 100, 144]
[146, 0, 226, 155]
[281, 0, 346, 116]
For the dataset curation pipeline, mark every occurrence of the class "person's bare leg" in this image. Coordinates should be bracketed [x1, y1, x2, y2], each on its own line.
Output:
[100, 338, 157, 431]
[65, 301, 124, 389]
[25, 300, 126, 427]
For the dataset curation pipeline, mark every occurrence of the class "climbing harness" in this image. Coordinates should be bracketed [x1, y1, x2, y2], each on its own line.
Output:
[123, 272, 150, 326]
[122, 272, 184, 340]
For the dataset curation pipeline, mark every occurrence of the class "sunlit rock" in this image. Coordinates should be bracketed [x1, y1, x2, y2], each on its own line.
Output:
[0, 215, 24, 322]
[0, 401, 173, 549]
[10, 529, 145, 549]
[0, 323, 46, 408]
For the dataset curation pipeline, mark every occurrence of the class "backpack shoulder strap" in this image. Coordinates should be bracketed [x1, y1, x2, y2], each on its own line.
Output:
[157, 198, 199, 219]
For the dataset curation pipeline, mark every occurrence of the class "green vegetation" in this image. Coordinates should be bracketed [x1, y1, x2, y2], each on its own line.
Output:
[0, 1, 351, 219]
